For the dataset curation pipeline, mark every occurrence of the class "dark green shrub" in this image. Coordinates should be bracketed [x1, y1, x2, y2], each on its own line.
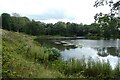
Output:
[37, 47, 61, 64]
[44, 48, 61, 62]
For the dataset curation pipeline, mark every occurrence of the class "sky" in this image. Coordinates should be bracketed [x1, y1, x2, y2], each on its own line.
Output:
[0, 0, 118, 24]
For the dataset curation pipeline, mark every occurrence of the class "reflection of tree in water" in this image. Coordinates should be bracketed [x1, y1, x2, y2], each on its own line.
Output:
[97, 47, 119, 57]
[107, 47, 119, 56]
[97, 47, 109, 57]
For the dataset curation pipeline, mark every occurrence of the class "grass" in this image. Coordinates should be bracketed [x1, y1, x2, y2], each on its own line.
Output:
[2, 29, 64, 78]
[52, 58, 110, 77]
[2, 29, 120, 78]
[50, 57, 120, 78]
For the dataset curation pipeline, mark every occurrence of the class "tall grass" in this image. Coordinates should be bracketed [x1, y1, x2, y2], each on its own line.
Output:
[2, 29, 64, 78]
[113, 60, 120, 78]
[52, 57, 120, 78]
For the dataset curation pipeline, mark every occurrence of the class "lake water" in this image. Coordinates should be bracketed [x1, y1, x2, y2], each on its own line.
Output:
[37, 39, 120, 69]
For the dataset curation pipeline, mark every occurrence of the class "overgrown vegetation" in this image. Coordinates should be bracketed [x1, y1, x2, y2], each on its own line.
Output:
[2, 29, 120, 78]
[51, 58, 120, 78]
[2, 29, 64, 78]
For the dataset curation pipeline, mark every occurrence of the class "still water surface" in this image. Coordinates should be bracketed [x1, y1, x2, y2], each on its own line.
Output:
[38, 39, 120, 69]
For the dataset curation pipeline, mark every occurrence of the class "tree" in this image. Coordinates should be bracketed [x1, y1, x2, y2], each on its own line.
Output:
[53, 21, 66, 36]
[66, 22, 80, 36]
[37, 21, 46, 35]
[94, 0, 120, 15]
[11, 13, 22, 32]
[94, 0, 120, 39]
[20, 17, 30, 32]
[89, 23, 101, 36]
[76, 23, 85, 36]
[25, 20, 38, 35]
[45, 23, 54, 35]
[10, 16, 30, 32]
[2, 13, 12, 30]
[25, 20, 46, 35]
[94, 13, 119, 39]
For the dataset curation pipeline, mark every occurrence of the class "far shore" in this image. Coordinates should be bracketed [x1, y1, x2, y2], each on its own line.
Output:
[35, 36, 86, 40]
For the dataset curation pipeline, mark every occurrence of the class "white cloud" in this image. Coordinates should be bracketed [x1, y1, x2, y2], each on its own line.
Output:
[0, 0, 113, 24]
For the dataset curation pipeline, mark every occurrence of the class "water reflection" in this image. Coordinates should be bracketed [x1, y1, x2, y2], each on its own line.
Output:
[36, 39, 120, 69]
[61, 47, 98, 60]
[60, 39, 120, 69]
[61, 47, 119, 69]
[96, 47, 119, 57]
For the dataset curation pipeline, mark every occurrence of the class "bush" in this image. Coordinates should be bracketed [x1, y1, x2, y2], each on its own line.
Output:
[36, 47, 61, 64]
[48, 48, 61, 61]
[43, 48, 61, 62]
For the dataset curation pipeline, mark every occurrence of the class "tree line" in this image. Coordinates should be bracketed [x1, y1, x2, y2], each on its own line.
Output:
[1, 13, 120, 39]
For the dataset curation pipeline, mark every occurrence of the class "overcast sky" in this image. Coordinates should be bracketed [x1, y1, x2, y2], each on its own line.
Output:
[0, 0, 118, 24]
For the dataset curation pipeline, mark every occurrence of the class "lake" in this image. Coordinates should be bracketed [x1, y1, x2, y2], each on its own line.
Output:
[37, 39, 120, 69]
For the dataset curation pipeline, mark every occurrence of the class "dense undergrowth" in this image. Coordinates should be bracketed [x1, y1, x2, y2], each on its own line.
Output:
[2, 29, 64, 78]
[2, 29, 120, 78]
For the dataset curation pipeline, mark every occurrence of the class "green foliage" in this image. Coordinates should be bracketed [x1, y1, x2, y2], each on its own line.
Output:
[53, 21, 66, 36]
[52, 57, 119, 78]
[66, 22, 80, 36]
[11, 16, 30, 32]
[94, 13, 120, 39]
[24, 20, 47, 35]
[45, 48, 60, 61]
[2, 29, 64, 78]
[94, 0, 114, 8]
[94, 0, 120, 39]
[36, 47, 60, 64]
[94, 0, 118, 15]
[1, 12, 120, 39]
[2, 13, 12, 30]
[113, 60, 120, 78]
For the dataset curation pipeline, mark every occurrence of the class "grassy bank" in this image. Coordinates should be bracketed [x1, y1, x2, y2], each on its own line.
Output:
[2, 29, 64, 78]
[2, 29, 120, 78]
